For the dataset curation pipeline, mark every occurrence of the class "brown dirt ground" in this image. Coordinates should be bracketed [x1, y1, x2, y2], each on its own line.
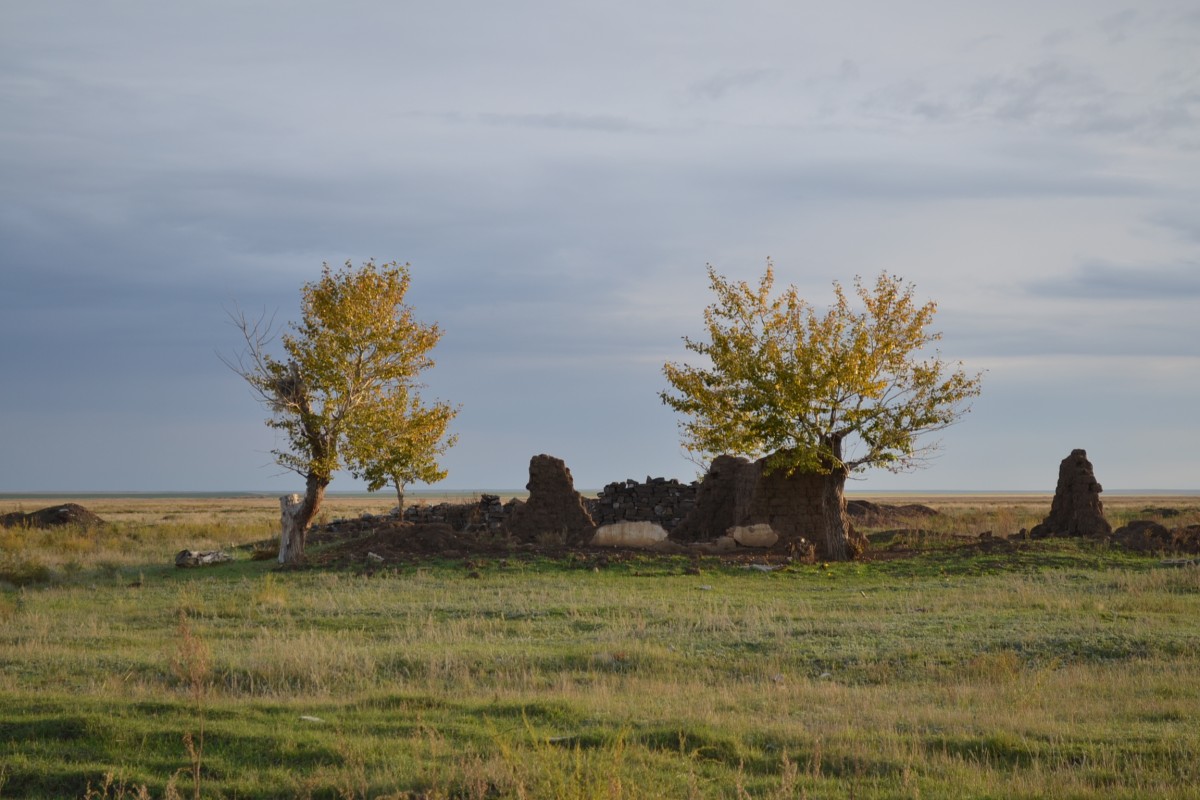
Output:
[294, 501, 966, 569]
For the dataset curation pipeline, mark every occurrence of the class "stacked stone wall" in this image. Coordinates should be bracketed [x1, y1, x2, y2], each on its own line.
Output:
[589, 476, 698, 531]
[402, 494, 506, 532]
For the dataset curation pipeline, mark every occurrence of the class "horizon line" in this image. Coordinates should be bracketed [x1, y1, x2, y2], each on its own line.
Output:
[2, 488, 1197, 498]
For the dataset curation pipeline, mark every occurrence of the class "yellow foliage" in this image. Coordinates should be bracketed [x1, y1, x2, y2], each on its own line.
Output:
[230, 259, 457, 498]
[661, 261, 982, 476]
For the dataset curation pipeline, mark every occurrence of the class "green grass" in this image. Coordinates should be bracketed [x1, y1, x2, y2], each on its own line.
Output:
[2, 502, 1200, 798]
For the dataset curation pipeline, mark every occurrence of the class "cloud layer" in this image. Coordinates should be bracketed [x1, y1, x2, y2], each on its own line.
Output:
[2, 1, 1198, 492]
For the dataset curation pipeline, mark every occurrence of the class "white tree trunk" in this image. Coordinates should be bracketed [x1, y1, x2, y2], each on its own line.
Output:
[279, 493, 306, 564]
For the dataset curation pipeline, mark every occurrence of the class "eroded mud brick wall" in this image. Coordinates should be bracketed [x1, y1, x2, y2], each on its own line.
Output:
[672, 455, 828, 545]
[588, 477, 699, 531]
[505, 455, 595, 545]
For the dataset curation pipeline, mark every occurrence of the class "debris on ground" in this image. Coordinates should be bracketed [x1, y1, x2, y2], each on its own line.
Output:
[175, 550, 234, 568]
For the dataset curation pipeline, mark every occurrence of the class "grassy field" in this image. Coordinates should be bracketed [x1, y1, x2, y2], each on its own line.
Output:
[1, 494, 1199, 798]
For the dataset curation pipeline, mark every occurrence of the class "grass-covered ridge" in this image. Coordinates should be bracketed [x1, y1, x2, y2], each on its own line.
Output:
[1, 495, 1199, 798]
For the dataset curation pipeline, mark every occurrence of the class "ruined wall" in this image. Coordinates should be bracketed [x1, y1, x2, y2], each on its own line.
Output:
[504, 454, 595, 545]
[1029, 448, 1112, 538]
[671, 454, 866, 558]
[402, 494, 507, 532]
[588, 476, 698, 531]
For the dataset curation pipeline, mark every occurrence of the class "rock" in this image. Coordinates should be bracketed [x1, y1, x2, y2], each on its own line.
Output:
[1029, 449, 1112, 538]
[591, 521, 669, 548]
[504, 454, 596, 545]
[174, 550, 233, 568]
[729, 523, 780, 548]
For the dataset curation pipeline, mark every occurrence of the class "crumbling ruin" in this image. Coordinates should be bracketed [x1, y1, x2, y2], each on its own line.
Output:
[672, 454, 865, 558]
[590, 477, 698, 531]
[402, 494, 507, 532]
[504, 454, 596, 545]
[1029, 449, 1112, 538]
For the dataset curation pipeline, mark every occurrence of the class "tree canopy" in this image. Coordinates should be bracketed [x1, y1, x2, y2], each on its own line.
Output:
[661, 262, 983, 479]
[228, 259, 455, 562]
[343, 390, 458, 513]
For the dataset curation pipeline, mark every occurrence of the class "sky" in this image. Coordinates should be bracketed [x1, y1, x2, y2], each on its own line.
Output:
[2, 1, 1198, 494]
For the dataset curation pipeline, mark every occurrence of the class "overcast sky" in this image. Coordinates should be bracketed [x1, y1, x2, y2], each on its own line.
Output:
[2, 1, 1198, 494]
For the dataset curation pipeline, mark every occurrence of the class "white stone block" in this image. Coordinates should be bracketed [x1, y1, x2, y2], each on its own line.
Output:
[729, 524, 780, 548]
[590, 521, 669, 548]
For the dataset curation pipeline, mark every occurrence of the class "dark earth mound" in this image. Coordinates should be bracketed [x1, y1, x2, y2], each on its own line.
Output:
[299, 497, 1197, 569]
[845, 500, 939, 526]
[303, 514, 800, 569]
[1112, 520, 1200, 554]
[0, 503, 106, 529]
[306, 498, 937, 566]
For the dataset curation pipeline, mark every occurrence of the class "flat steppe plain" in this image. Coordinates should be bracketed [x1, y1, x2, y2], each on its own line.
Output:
[1, 493, 1198, 799]
[3, 490, 1192, 532]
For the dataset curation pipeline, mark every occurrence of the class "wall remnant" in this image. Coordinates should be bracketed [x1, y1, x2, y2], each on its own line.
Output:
[673, 454, 862, 559]
[589, 476, 698, 531]
[505, 454, 595, 545]
[1029, 449, 1112, 538]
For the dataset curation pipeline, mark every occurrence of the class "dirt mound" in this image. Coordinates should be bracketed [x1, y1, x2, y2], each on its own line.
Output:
[307, 519, 512, 566]
[1140, 507, 1182, 519]
[846, 500, 939, 526]
[1112, 521, 1200, 554]
[0, 503, 106, 529]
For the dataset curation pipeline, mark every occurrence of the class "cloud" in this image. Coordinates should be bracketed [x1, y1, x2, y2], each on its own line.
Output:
[1150, 209, 1200, 244]
[2, 1, 1198, 492]
[1041, 28, 1073, 47]
[1099, 8, 1140, 45]
[1027, 261, 1200, 300]
[690, 67, 777, 100]
[477, 112, 646, 133]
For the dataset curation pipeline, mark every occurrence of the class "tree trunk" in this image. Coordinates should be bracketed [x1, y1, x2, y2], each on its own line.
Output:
[278, 472, 328, 565]
[819, 467, 851, 562]
[394, 481, 405, 518]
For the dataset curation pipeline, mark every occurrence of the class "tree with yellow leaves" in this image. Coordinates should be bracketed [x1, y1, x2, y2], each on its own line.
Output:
[661, 262, 982, 560]
[343, 390, 458, 515]
[228, 260, 456, 564]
